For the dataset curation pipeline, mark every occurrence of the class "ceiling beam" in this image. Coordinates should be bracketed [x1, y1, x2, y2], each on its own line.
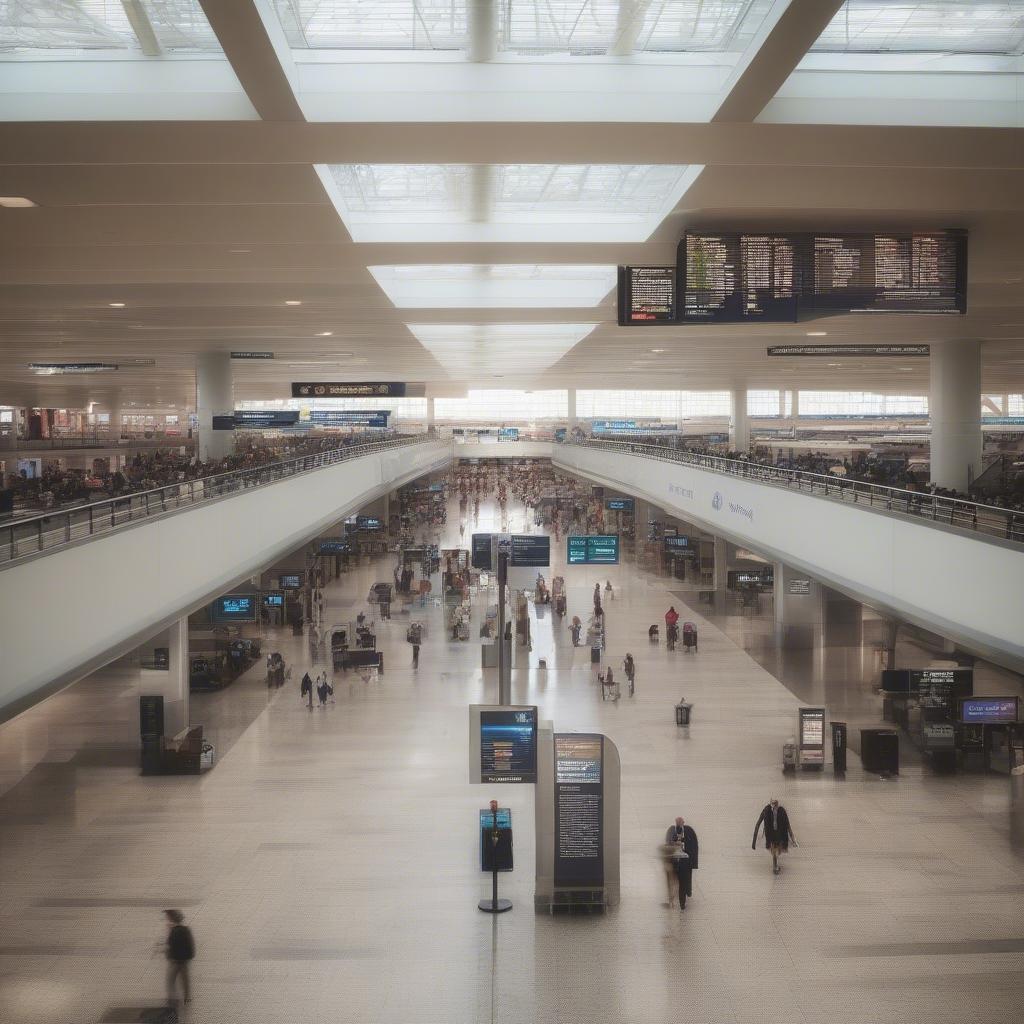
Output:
[714, 0, 845, 122]
[120, 0, 162, 57]
[1, 121, 1021, 170]
[197, 0, 303, 121]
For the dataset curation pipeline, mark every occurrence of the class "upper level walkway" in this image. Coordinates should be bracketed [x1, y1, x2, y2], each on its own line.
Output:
[0, 435, 451, 722]
[554, 440, 1024, 673]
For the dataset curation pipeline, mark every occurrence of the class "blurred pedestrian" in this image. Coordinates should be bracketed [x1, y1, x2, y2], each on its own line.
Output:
[752, 798, 797, 874]
[163, 909, 195, 1009]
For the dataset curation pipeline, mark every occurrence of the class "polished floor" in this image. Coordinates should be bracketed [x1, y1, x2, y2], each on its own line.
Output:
[2, 493, 1024, 1024]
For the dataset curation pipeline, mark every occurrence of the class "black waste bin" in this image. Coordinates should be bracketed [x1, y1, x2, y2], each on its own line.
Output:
[591, 646, 601, 664]
[675, 702, 693, 726]
[861, 728, 899, 775]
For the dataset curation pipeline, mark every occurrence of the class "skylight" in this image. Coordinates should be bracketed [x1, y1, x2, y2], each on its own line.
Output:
[369, 265, 617, 308]
[0, 0, 222, 56]
[320, 164, 697, 242]
[812, 1, 1024, 56]
[407, 323, 597, 376]
[274, 0, 772, 56]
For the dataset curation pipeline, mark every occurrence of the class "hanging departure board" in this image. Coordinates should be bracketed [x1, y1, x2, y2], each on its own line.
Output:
[616, 265, 677, 325]
[680, 230, 966, 321]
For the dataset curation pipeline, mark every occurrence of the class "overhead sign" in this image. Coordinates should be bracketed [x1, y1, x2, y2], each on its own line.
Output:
[309, 410, 390, 427]
[230, 351, 274, 359]
[605, 498, 634, 512]
[567, 535, 620, 566]
[317, 538, 349, 554]
[768, 344, 930, 358]
[233, 410, 301, 428]
[30, 362, 119, 375]
[471, 533, 494, 570]
[291, 382, 411, 398]
[511, 534, 550, 567]
[554, 733, 604, 888]
[912, 668, 974, 715]
[617, 265, 677, 325]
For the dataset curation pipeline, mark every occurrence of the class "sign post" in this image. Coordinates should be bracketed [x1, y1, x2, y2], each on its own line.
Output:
[479, 799, 513, 914]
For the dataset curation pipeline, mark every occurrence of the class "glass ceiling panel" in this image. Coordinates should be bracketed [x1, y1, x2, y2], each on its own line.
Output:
[0, 0, 222, 55]
[369, 264, 617, 308]
[275, 0, 771, 55]
[812, 1, 1024, 56]
[408, 323, 597, 376]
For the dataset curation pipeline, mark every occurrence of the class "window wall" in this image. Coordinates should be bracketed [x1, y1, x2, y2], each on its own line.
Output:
[747, 390, 781, 416]
[434, 390, 568, 421]
[576, 390, 730, 419]
[237, 397, 428, 420]
[797, 391, 928, 416]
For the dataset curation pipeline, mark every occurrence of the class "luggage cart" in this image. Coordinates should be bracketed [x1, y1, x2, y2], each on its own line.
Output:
[682, 623, 698, 652]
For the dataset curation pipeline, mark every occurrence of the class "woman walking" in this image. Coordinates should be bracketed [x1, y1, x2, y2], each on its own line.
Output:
[752, 798, 798, 875]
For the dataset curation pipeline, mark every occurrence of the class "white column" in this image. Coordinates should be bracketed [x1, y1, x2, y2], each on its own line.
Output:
[929, 340, 981, 491]
[139, 618, 189, 736]
[729, 387, 749, 452]
[426, 396, 436, 434]
[609, 0, 653, 55]
[106, 404, 121, 440]
[567, 388, 578, 430]
[196, 352, 234, 462]
[467, 0, 498, 62]
[773, 562, 824, 650]
[713, 535, 728, 596]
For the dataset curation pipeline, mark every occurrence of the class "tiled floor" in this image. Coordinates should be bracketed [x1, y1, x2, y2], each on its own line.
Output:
[2, 493, 1024, 1023]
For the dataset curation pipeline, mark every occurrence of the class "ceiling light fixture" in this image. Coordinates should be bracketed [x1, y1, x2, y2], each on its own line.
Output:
[806, 331, 827, 337]
[317, 331, 333, 337]
[0, 196, 36, 208]
[650, 348, 667, 354]
[284, 300, 302, 306]
[108, 302, 126, 308]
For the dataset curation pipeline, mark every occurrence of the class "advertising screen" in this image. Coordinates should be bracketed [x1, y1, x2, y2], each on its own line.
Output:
[554, 734, 604, 887]
[798, 707, 825, 765]
[567, 535, 620, 565]
[959, 697, 1019, 724]
[212, 594, 257, 622]
[480, 708, 538, 784]
[279, 574, 303, 590]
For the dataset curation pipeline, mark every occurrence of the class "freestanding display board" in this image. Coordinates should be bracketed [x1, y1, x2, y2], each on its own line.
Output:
[798, 707, 826, 767]
[553, 733, 604, 887]
[468, 705, 538, 784]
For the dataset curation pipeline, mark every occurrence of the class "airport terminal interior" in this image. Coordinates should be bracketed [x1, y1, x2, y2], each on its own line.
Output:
[4, 2, 1024, 1023]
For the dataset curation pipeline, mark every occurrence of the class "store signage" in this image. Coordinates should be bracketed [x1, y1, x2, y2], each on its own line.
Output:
[788, 578, 811, 595]
[567, 535, 620, 565]
[30, 362, 119, 375]
[768, 344, 930, 358]
[554, 734, 604, 887]
[230, 351, 274, 359]
[959, 696, 1019, 724]
[291, 382, 410, 398]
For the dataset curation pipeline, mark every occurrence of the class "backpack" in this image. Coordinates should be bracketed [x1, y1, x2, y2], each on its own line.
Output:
[169, 924, 195, 961]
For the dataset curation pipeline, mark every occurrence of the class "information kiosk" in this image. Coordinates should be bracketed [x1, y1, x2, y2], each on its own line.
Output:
[798, 707, 826, 768]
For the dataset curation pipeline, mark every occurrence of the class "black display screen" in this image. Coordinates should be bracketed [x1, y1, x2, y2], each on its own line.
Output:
[567, 535, 619, 565]
[617, 265, 677, 325]
[279, 574, 302, 590]
[480, 708, 537, 784]
[318, 538, 349, 554]
[511, 535, 550, 567]
[912, 668, 974, 716]
[605, 498, 634, 512]
[212, 594, 257, 622]
[471, 533, 493, 570]
[554, 734, 604, 888]
[617, 230, 967, 326]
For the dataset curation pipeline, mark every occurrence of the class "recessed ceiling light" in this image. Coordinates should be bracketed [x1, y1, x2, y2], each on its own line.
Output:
[651, 348, 667, 354]
[284, 300, 302, 306]
[317, 331, 333, 337]
[806, 331, 827, 337]
[108, 302, 126, 308]
[0, 196, 36, 208]
[230, 248, 251, 254]
[827, 362, 842, 367]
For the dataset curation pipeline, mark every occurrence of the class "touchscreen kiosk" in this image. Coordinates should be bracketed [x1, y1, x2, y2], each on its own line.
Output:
[798, 707, 826, 767]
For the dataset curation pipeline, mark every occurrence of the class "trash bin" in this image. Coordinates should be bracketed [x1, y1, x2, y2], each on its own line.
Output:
[675, 701, 693, 726]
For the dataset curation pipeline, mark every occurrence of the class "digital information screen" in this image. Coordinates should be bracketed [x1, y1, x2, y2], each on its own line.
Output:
[233, 410, 300, 429]
[567, 535, 620, 565]
[798, 708, 825, 765]
[554, 734, 604, 888]
[262, 591, 284, 607]
[605, 498, 634, 512]
[664, 535, 689, 550]
[912, 668, 974, 715]
[480, 708, 538, 784]
[309, 410, 389, 427]
[479, 808, 513, 872]
[318, 538, 349, 554]
[959, 697, 1019, 725]
[212, 594, 257, 622]
[279, 574, 302, 590]
[617, 265, 677, 325]
[681, 230, 966, 322]
[292, 382, 408, 398]
[471, 533, 493, 571]
[511, 534, 550, 567]
[356, 516, 383, 531]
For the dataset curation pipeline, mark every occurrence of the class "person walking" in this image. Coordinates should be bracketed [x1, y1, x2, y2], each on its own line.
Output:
[593, 583, 602, 613]
[569, 616, 582, 647]
[664, 817, 699, 908]
[316, 674, 328, 708]
[623, 653, 636, 697]
[752, 798, 798, 874]
[300, 671, 313, 710]
[163, 909, 195, 1009]
[665, 606, 680, 650]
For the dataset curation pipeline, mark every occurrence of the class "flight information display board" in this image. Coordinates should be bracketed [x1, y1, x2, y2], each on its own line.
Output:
[554, 734, 604, 887]
[679, 230, 966, 321]
[510, 534, 550, 567]
[912, 668, 974, 717]
[616, 265, 677, 325]
[605, 498, 634, 512]
[567, 535, 620, 565]
[480, 707, 538, 784]
[211, 594, 257, 623]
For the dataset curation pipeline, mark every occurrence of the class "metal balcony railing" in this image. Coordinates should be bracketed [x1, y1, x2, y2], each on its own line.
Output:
[572, 438, 1024, 545]
[1, 435, 441, 567]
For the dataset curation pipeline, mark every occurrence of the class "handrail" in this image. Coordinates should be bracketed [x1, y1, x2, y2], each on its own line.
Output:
[1, 435, 440, 567]
[570, 438, 1024, 545]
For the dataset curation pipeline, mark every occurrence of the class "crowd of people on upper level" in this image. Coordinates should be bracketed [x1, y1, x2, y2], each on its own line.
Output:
[2, 430, 404, 516]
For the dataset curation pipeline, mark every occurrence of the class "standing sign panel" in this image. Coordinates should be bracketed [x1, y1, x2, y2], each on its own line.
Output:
[798, 707, 826, 766]
[553, 734, 604, 888]
[469, 705, 538, 784]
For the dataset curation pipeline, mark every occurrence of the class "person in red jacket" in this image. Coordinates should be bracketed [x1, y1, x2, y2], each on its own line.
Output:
[664, 606, 680, 649]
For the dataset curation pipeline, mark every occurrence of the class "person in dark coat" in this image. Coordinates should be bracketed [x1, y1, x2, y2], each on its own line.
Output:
[664, 817, 699, 908]
[752, 798, 798, 874]
[300, 671, 313, 710]
[164, 909, 195, 1008]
